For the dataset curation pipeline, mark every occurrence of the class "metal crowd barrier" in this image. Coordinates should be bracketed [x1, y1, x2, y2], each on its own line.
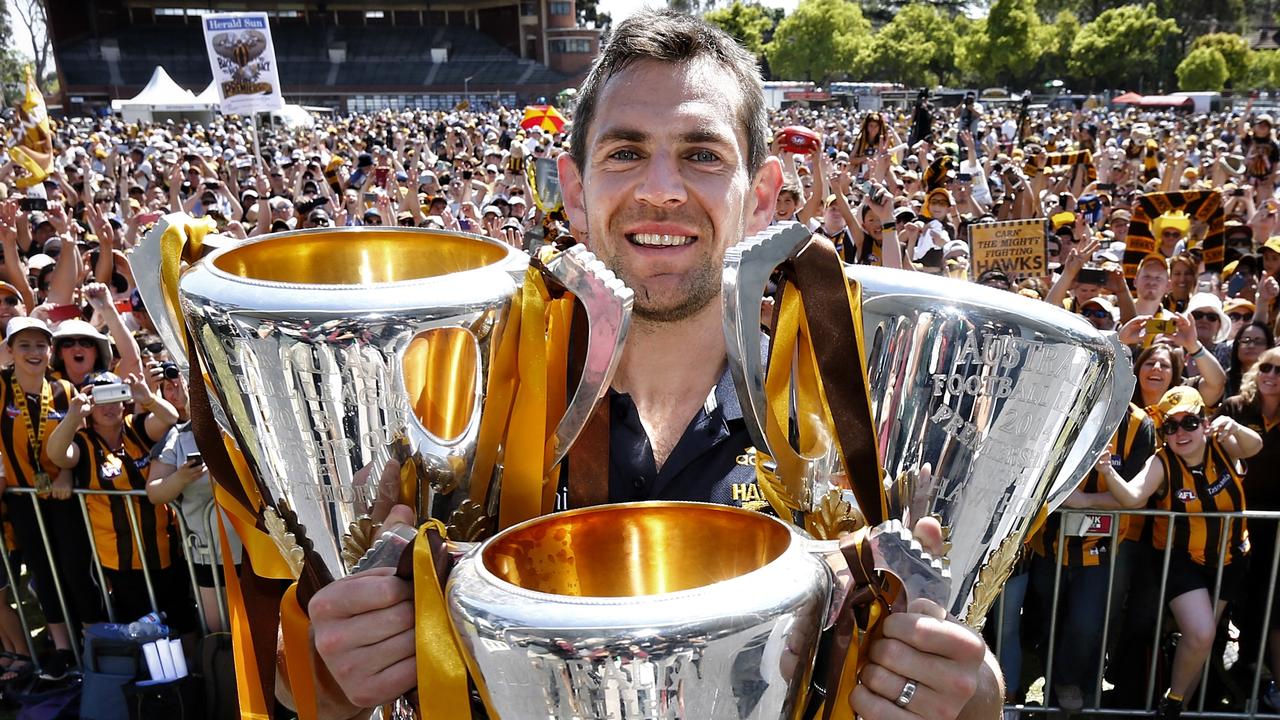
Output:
[0, 486, 231, 673]
[998, 507, 1280, 718]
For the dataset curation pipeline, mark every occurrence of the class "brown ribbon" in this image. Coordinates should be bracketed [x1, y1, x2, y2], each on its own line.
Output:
[565, 299, 612, 509]
[786, 240, 886, 527]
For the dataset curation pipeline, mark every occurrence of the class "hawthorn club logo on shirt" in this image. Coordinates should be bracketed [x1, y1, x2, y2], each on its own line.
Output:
[731, 482, 770, 513]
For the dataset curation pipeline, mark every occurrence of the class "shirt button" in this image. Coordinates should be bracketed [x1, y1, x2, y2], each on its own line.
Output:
[633, 476, 646, 489]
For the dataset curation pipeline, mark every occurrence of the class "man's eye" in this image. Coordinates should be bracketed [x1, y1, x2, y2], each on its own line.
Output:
[610, 149, 640, 161]
[690, 150, 718, 163]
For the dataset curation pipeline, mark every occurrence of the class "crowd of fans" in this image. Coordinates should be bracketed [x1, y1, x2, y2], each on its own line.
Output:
[0, 92, 1274, 716]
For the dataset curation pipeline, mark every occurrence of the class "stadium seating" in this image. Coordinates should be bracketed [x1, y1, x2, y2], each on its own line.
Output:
[59, 20, 567, 93]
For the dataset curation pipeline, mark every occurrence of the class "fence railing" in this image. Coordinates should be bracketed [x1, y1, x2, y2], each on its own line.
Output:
[998, 507, 1280, 718]
[2, 488, 1279, 717]
[0, 486, 229, 674]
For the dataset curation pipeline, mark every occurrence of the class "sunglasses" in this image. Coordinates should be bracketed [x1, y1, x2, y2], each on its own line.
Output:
[142, 341, 165, 354]
[1228, 312, 1252, 322]
[1259, 362, 1280, 375]
[1190, 310, 1219, 322]
[1240, 336, 1267, 346]
[1081, 307, 1110, 319]
[1160, 414, 1204, 437]
[57, 338, 96, 350]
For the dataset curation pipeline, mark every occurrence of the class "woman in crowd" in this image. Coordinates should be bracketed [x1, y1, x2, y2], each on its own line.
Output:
[46, 371, 197, 636]
[1091, 387, 1262, 719]
[1224, 320, 1275, 398]
[1127, 313, 1228, 411]
[48, 283, 141, 386]
[1218, 345, 1280, 709]
[145, 364, 241, 633]
[0, 317, 103, 679]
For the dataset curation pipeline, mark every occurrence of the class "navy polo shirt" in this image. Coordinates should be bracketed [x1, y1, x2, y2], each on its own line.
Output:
[603, 362, 769, 511]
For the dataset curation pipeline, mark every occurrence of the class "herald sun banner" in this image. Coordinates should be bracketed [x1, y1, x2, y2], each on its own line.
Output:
[201, 12, 285, 116]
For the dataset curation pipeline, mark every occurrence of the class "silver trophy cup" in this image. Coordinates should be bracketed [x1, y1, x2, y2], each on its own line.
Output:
[723, 222, 1135, 624]
[140, 221, 630, 585]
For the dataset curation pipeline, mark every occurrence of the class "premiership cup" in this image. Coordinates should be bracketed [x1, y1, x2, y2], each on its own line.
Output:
[139, 219, 630, 586]
[723, 222, 1135, 624]
[445, 501, 872, 719]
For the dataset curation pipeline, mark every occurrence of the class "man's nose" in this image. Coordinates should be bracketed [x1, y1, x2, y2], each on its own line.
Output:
[634, 153, 686, 207]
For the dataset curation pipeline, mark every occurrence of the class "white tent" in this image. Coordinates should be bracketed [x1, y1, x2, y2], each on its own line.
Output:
[195, 80, 220, 106]
[112, 66, 216, 123]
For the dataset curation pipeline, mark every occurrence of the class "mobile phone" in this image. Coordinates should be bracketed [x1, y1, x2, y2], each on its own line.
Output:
[375, 167, 389, 185]
[18, 197, 47, 212]
[204, 180, 220, 190]
[185, 451, 204, 466]
[47, 304, 82, 323]
[957, 172, 972, 182]
[184, 153, 198, 163]
[114, 299, 133, 313]
[91, 382, 132, 405]
[1077, 266, 1108, 285]
[1232, 188, 1244, 197]
[462, 170, 473, 181]
[1145, 317, 1177, 336]
[135, 211, 162, 225]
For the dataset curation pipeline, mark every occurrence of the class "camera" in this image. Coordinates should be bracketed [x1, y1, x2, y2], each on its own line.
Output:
[1077, 265, 1108, 286]
[92, 383, 132, 405]
[161, 361, 180, 380]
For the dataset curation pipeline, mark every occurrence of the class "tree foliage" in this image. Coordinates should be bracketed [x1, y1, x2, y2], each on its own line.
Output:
[765, 0, 870, 83]
[0, 0, 28, 103]
[1246, 49, 1280, 89]
[954, 0, 1044, 87]
[1189, 32, 1250, 86]
[862, 3, 957, 87]
[1067, 4, 1179, 91]
[704, 1, 774, 56]
[1176, 46, 1229, 90]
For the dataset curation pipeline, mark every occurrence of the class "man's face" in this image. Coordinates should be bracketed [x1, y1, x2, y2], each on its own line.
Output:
[559, 59, 780, 323]
[1135, 263, 1170, 301]
[1073, 281, 1103, 304]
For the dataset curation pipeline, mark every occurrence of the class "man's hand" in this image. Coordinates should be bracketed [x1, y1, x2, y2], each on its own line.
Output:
[850, 517, 990, 719]
[310, 504, 417, 709]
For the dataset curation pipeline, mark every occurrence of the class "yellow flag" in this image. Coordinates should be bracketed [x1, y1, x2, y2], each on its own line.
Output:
[8, 66, 54, 189]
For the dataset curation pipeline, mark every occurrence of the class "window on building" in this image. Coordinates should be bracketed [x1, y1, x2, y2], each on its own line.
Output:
[365, 10, 385, 19]
[550, 38, 592, 53]
[550, 2, 572, 15]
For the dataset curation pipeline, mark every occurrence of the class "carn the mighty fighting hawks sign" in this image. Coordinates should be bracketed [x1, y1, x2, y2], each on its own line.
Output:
[968, 218, 1048, 281]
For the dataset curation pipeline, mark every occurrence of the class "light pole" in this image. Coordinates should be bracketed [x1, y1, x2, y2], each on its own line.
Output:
[464, 75, 474, 105]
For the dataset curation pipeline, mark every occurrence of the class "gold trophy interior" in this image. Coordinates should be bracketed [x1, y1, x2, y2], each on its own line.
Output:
[482, 502, 791, 597]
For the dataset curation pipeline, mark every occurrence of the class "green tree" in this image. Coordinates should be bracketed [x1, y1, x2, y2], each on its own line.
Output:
[953, 0, 1044, 86]
[1246, 49, 1280, 88]
[1189, 32, 1250, 86]
[1177, 46, 1229, 89]
[765, 0, 870, 83]
[1033, 10, 1081, 86]
[863, 3, 958, 86]
[704, 1, 774, 55]
[0, 0, 28, 103]
[1068, 3, 1179, 91]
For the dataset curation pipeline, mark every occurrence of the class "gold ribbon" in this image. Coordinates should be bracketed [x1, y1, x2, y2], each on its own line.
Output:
[216, 501, 271, 720]
[413, 519, 472, 719]
[280, 583, 319, 720]
[158, 216, 215, 359]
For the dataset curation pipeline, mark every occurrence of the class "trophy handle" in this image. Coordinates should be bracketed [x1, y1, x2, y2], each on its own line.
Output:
[1043, 332, 1137, 511]
[133, 213, 237, 373]
[542, 245, 633, 469]
[721, 221, 813, 455]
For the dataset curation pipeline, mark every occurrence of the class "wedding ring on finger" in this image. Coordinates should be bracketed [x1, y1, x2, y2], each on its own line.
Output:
[896, 679, 919, 708]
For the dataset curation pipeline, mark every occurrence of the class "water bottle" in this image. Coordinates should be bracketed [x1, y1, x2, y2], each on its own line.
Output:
[126, 611, 169, 640]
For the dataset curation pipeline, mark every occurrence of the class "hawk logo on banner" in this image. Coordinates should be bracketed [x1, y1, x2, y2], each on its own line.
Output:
[7, 66, 54, 189]
[202, 13, 285, 116]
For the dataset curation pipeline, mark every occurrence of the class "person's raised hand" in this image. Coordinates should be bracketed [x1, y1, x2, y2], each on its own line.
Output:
[1171, 311, 1199, 354]
[1118, 314, 1152, 347]
[310, 503, 418, 708]
[1258, 275, 1279, 303]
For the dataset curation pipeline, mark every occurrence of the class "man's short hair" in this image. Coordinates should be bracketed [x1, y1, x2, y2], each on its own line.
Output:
[569, 9, 768, 179]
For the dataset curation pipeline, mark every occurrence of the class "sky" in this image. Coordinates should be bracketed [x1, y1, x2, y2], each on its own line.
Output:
[598, 0, 798, 23]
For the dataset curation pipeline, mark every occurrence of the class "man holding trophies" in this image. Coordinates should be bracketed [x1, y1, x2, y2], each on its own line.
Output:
[307, 10, 1000, 719]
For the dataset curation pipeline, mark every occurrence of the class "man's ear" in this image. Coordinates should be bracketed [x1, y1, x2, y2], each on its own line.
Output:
[558, 152, 588, 240]
[746, 156, 784, 237]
